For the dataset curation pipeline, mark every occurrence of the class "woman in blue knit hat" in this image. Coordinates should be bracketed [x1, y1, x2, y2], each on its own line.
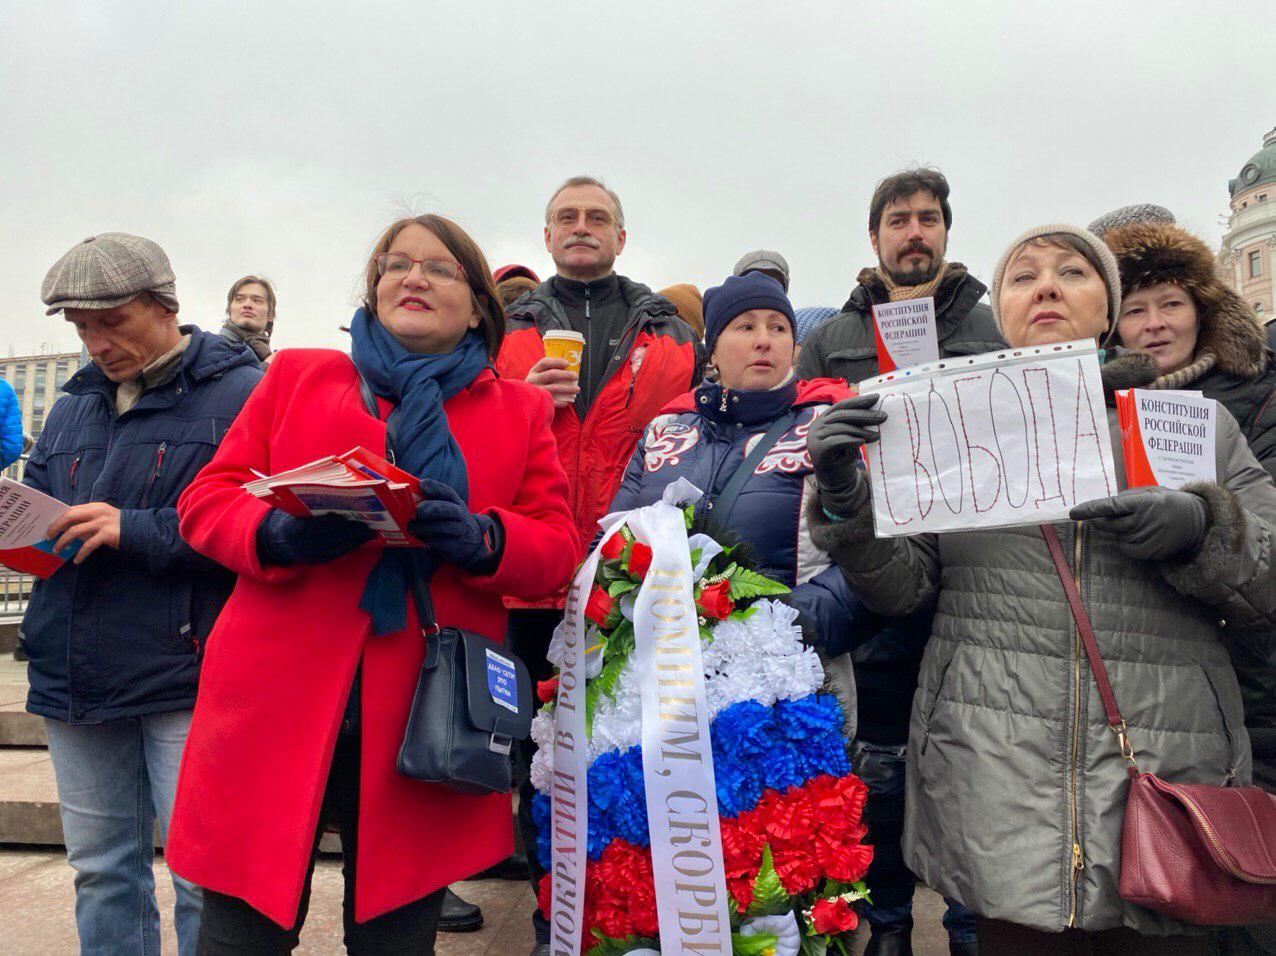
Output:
[608, 272, 880, 693]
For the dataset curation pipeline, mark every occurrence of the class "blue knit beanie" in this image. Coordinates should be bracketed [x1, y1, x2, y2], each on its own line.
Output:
[794, 306, 838, 344]
[702, 272, 796, 357]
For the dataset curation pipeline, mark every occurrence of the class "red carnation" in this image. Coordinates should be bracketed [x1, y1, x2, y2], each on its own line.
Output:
[536, 677, 559, 703]
[810, 897, 859, 935]
[695, 579, 734, 619]
[585, 586, 615, 627]
[600, 533, 625, 561]
[626, 541, 653, 578]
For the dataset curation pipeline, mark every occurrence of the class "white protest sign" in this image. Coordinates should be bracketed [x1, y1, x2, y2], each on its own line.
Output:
[860, 340, 1117, 536]
[1117, 389, 1217, 489]
[872, 297, 939, 371]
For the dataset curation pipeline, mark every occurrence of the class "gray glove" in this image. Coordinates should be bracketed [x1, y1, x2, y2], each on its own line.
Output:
[1068, 486, 1208, 561]
[806, 393, 886, 518]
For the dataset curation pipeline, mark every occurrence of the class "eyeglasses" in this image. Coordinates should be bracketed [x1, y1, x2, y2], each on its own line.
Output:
[549, 207, 616, 230]
[373, 253, 466, 285]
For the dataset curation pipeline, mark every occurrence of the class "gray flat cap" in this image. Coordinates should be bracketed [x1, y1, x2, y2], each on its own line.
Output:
[42, 232, 179, 315]
[732, 249, 790, 290]
[1087, 204, 1176, 239]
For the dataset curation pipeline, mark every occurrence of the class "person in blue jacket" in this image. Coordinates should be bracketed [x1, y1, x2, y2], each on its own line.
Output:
[609, 272, 877, 703]
[25, 233, 261, 956]
[0, 377, 23, 469]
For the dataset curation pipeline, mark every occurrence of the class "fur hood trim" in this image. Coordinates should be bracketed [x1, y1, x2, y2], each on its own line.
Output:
[1103, 222, 1266, 379]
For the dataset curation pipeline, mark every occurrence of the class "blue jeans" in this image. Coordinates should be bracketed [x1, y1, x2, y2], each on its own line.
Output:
[44, 711, 202, 955]
[853, 739, 976, 946]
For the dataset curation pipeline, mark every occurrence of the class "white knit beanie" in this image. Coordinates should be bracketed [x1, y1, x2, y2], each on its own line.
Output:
[989, 223, 1123, 340]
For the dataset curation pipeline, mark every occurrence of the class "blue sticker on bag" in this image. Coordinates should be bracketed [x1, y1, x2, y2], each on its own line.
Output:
[486, 648, 519, 714]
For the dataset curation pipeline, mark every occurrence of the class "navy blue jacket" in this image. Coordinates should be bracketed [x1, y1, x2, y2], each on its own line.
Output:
[22, 327, 261, 723]
[610, 375, 876, 655]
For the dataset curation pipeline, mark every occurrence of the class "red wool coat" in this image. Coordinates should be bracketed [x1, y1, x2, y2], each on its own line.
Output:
[165, 350, 578, 928]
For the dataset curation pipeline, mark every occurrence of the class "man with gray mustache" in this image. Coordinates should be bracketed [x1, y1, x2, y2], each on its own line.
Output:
[496, 175, 701, 956]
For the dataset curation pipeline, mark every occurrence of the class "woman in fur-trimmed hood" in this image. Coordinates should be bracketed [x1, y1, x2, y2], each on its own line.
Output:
[1105, 225, 1276, 885]
[1104, 220, 1276, 478]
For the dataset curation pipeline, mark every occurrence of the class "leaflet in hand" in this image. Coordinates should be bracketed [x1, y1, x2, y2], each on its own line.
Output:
[0, 478, 80, 578]
[1115, 389, 1217, 490]
[871, 296, 939, 372]
[244, 447, 421, 547]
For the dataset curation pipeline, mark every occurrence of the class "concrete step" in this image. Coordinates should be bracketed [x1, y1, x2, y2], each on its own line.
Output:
[0, 748, 64, 846]
[0, 620, 21, 655]
[0, 656, 42, 746]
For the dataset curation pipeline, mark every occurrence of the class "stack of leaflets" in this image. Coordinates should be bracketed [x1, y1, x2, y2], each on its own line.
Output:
[0, 477, 80, 577]
[244, 447, 421, 547]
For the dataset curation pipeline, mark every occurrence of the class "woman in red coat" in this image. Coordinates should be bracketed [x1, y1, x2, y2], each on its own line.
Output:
[165, 214, 579, 953]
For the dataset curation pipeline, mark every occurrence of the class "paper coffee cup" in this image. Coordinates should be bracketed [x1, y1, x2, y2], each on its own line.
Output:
[543, 330, 585, 375]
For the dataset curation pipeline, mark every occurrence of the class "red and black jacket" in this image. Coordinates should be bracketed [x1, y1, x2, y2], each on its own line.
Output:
[497, 275, 701, 593]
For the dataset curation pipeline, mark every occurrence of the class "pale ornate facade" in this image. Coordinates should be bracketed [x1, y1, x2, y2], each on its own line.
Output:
[1219, 125, 1276, 324]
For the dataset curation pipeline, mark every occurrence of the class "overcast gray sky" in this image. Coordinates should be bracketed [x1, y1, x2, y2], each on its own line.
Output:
[1, 0, 1272, 357]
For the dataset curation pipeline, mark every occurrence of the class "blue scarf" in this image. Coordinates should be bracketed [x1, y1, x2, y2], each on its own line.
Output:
[349, 307, 489, 634]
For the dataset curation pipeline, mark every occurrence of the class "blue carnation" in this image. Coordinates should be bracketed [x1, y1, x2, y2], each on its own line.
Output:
[533, 692, 850, 859]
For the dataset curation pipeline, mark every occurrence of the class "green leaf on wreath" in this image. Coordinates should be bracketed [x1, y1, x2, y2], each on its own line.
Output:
[586, 931, 660, 956]
[585, 654, 627, 732]
[608, 578, 639, 599]
[732, 931, 779, 955]
[799, 936, 830, 956]
[746, 844, 789, 917]
[606, 620, 635, 660]
[728, 566, 791, 601]
[684, 505, 695, 529]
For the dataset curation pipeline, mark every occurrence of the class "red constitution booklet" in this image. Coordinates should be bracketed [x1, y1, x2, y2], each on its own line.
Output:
[243, 447, 421, 547]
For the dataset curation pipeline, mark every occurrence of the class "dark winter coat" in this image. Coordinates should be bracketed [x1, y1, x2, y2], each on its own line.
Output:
[795, 263, 1005, 386]
[796, 263, 1007, 742]
[22, 327, 261, 723]
[609, 375, 874, 656]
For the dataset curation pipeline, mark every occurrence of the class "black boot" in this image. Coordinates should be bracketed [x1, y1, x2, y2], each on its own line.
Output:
[529, 946, 550, 956]
[864, 924, 914, 956]
[436, 887, 483, 933]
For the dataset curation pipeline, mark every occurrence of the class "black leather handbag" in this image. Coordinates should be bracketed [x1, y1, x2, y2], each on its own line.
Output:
[356, 371, 534, 795]
[395, 559, 533, 795]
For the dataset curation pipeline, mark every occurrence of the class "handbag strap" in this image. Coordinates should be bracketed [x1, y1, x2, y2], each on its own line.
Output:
[358, 371, 442, 655]
[1039, 523, 1140, 777]
[706, 411, 796, 523]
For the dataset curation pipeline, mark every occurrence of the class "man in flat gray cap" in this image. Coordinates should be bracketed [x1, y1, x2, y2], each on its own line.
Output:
[733, 248, 791, 291]
[25, 233, 261, 955]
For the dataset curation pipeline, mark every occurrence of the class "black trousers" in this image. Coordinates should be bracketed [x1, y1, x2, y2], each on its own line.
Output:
[197, 734, 446, 955]
[976, 917, 1218, 955]
[507, 608, 563, 946]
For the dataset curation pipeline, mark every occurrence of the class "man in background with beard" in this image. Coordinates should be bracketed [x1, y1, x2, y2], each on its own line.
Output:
[797, 167, 999, 956]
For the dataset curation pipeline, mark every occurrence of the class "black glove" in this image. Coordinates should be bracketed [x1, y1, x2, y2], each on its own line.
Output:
[256, 510, 375, 567]
[806, 393, 886, 518]
[1069, 486, 1208, 561]
[408, 478, 503, 573]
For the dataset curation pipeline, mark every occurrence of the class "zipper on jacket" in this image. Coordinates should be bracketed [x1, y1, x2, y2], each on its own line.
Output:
[719, 387, 729, 413]
[140, 442, 166, 509]
[1066, 520, 1086, 928]
[68, 453, 83, 492]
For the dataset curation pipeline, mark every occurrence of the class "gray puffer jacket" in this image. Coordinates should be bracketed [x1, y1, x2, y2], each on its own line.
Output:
[809, 352, 1276, 935]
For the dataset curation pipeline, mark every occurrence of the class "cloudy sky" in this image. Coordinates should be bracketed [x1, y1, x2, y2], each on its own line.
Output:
[1, 0, 1272, 357]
